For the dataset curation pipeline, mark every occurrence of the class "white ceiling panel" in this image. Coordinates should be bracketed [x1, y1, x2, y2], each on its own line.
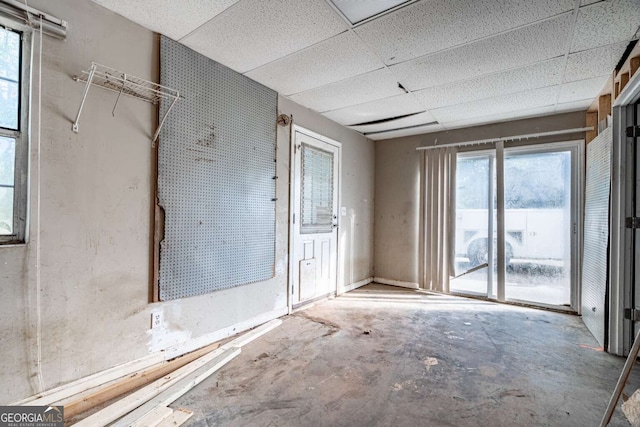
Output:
[564, 42, 628, 82]
[245, 31, 384, 95]
[571, 0, 640, 53]
[355, 0, 574, 65]
[413, 58, 564, 110]
[431, 86, 559, 123]
[288, 68, 405, 113]
[558, 75, 610, 103]
[390, 14, 573, 91]
[555, 99, 594, 113]
[92, 0, 239, 40]
[365, 122, 445, 141]
[440, 105, 557, 131]
[180, 0, 347, 73]
[348, 111, 437, 134]
[330, 0, 412, 25]
[322, 93, 424, 126]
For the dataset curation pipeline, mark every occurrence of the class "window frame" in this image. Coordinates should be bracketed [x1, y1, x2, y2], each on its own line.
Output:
[0, 18, 31, 245]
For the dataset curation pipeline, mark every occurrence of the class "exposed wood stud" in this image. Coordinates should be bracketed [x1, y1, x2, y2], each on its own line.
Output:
[586, 112, 598, 144]
[598, 94, 612, 126]
[620, 72, 630, 93]
[631, 57, 640, 77]
[615, 82, 620, 99]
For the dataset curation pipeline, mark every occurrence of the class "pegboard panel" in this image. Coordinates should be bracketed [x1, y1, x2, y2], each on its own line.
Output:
[582, 127, 612, 346]
[158, 36, 277, 301]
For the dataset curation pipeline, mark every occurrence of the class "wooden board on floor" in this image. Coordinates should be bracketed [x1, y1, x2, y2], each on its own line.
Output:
[157, 408, 193, 427]
[62, 341, 220, 419]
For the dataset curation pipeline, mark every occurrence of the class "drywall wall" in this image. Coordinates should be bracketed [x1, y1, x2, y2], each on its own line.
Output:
[278, 96, 375, 292]
[374, 112, 586, 285]
[0, 0, 374, 403]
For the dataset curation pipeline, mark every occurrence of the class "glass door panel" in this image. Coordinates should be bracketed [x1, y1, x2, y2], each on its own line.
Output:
[503, 150, 572, 306]
[452, 154, 493, 296]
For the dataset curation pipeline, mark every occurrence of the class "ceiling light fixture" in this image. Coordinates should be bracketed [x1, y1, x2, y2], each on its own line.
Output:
[327, 0, 416, 26]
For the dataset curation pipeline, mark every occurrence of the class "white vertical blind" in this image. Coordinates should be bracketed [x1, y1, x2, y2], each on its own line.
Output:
[421, 147, 457, 292]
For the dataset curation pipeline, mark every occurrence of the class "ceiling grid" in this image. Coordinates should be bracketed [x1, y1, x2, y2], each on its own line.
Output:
[93, 0, 640, 140]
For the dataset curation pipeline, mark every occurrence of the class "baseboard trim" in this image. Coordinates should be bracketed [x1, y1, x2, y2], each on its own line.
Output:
[373, 277, 420, 290]
[340, 277, 373, 294]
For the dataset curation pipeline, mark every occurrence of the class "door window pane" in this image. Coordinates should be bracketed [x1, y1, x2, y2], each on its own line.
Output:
[301, 144, 334, 233]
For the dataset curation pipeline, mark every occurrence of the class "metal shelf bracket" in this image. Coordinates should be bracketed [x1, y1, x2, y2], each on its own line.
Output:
[72, 62, 180, 146]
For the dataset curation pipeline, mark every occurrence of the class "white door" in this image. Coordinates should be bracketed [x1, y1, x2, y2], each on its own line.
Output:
[291, 128, 340, 306]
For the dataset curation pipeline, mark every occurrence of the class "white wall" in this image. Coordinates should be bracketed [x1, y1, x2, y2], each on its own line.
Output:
[374, 112, 586, 285]
[0, 0, 374, 403]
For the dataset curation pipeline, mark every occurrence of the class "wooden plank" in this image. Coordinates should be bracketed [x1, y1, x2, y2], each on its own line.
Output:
[61, 341, 220, 419]
[598, 94, 612, 126]
[131, 406, 173, 427]
[11, 352, 165, 406]
[631, 56, 640, 77]
[156, 408, 193, 427]
[586, 112, 598, 144]
[113, 348, 240, 427]
[74, 319, 281, 427]
[615, 82, 620, 99]
[72, 348, 233, 427]
[620, 72, 630, 93]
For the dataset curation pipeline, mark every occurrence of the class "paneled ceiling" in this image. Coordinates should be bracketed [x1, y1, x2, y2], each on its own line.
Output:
[93, 0, 640, 140]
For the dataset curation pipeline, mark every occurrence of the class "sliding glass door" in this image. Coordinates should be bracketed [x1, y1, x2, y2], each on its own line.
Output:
[452, 153, 495, 297]
[451, 141, 582, 311]
[503, 148, 574, 307]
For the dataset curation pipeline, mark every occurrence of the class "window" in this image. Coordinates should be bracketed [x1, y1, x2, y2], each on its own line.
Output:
[0, 24, 29, 243]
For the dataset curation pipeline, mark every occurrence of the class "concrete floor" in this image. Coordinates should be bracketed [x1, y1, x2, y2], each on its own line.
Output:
[172, 284, 640, 426]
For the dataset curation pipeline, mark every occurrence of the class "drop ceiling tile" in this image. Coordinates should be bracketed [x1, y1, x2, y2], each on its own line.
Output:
[558, 75, 610, 103]
[555, 99, 594, 113]
[245, 31, 384, 95]
[581, 0, 602, 5]
[355, 0, 574, 65]
[364, 123, 445, 141]
[564, 42, 628, 81]
[349, 111, 437, 134]
[322, 93, 424, 126]
[430, 86, 559, 123]
[440, 105, 557, 131]
[180, 0, 348, 73]
[571, 0, 640, 52]
[413, 58, 564, 110]
[288, 68, 405, 113]
[390, 14, 573, 91]
[92, 0, 239, 40]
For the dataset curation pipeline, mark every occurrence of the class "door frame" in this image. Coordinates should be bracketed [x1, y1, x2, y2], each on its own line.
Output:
[288, 125, 342, 314]
[610, 74, 640, 355]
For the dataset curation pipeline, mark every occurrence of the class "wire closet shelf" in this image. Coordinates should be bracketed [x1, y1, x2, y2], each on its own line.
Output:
[72, 62, 180, 144]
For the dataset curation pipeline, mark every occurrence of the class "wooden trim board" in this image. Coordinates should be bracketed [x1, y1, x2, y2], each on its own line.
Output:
[11, 352, 165, 406]
[61, 341, 220, 419]
[73, 319, 281, 427]
[113, 348, 240, 427]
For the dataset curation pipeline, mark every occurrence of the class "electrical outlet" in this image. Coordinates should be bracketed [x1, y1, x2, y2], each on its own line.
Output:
[151, 311, 163, 329]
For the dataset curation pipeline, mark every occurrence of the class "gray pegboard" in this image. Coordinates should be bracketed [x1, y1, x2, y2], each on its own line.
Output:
[582, 127, 612, 346]
[158, 36, 277, 301]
